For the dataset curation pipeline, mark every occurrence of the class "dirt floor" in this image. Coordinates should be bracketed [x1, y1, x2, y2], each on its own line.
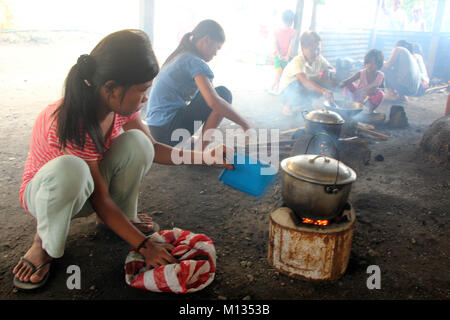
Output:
[0, 33, 449, 301]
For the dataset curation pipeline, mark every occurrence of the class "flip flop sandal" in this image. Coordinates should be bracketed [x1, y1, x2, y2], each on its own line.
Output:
[13, 257, 52, 290]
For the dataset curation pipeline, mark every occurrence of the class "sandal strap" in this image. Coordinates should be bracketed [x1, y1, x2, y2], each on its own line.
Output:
[35, 259, 52, 271]
[19, 257, 37, 273]
[19, 257, 52, 272]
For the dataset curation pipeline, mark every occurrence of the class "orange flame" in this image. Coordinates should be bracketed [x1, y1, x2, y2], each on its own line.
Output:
[301, 217, 329, 226]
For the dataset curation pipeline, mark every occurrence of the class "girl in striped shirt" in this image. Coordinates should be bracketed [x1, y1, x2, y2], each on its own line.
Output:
[13, 29, 232, 290]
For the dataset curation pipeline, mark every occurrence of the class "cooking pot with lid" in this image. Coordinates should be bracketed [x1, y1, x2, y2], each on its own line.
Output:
[280, 133, 357, 220]
[302, 109, 345, 138]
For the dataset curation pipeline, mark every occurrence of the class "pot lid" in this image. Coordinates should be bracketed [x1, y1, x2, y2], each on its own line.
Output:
[281, 154, 357, 185]
[305, 108, 345, 124]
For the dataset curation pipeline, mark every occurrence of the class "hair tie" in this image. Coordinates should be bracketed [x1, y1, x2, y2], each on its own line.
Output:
[76, 54, 95, 87]
[83, 79, 92, 87]
[77, 54, 91, 66]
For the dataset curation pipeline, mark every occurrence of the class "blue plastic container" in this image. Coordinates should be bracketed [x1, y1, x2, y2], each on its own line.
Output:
[219, 154, 277, 196]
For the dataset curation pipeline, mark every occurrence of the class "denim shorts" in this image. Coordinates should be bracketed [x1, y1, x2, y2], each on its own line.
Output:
[148, 86, 232, 146]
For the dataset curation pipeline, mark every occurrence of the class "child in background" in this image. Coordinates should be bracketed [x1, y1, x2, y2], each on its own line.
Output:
[340, 49, 385, 113]
[269, 10, 296, 95]
[278, 31, 335, 116]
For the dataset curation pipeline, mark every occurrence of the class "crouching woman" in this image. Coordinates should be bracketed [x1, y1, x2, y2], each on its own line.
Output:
[12, 29, 231, 290]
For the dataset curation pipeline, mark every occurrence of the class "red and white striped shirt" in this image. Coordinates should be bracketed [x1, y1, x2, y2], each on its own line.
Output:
[20, 100, 138, 211]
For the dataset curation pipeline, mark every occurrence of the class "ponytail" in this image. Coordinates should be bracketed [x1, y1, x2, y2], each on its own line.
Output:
[55, 54, 103, 153]
[163, 32, 196, 67]
[163, 20, 225, 67]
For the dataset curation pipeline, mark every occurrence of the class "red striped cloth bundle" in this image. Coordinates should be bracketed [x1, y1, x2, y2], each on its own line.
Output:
[124, 228, 216, 293]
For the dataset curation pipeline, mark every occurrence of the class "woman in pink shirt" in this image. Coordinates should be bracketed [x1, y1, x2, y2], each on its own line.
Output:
[13, 29, 232, 290]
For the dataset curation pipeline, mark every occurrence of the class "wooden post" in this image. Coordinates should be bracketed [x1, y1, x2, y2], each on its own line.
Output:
[310, 0, 318, 31]
[368, 0, 382, 50]
[293, 0, 305, 56]
[139, 0, 155, 43]
[426, 0, 446, 77]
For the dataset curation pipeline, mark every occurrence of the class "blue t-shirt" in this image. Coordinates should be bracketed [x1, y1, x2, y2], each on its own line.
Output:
[145, 53, 214, 126]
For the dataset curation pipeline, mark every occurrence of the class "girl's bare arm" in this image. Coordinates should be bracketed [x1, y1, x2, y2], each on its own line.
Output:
[86, 160, 177, 268]
[123, 115, 233, 169]
[339, 71, 361, 87]
[194, 74, 250, 132]
[383, 47, 399, 69]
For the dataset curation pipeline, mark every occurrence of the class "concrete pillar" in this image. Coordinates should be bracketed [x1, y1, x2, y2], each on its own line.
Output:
[427, 0, 446, 77]
[293, 0, 305, 55]
[139, 0, 155, 43]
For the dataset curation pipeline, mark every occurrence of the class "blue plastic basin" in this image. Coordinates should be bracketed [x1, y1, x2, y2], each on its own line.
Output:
[219, 154, 277, 196]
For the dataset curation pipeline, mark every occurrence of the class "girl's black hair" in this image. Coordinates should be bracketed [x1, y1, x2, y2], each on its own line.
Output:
[163, 20, 225, 67]
[364, 49, 384, 69]
[396, 40, 413, 54]
[54, 29, 159, 154]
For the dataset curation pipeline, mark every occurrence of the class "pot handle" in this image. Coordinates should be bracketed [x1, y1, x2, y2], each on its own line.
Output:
[304, 132, 341, 192]
[301, 110, 308, 120]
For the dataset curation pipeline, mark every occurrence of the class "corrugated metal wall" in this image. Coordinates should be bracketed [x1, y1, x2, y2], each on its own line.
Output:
[318, 29, 450, 80]
[321, 29, 372, 63]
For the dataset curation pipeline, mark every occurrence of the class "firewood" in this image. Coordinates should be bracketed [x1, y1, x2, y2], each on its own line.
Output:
[425, 85, 448, 94]
[357, 122, 375, 130]
[358, 127, 389, 140]
[280, 126, 305, 135]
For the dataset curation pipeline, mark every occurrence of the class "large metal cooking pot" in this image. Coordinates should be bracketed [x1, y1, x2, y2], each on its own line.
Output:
[302, 109, 345, 138]
[324, 100, 364, 121]
[280, 133, 357, 220]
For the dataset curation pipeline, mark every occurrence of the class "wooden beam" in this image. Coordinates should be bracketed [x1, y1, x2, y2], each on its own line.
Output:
[293, 0, 305, 56]
[427, 0, 446, 77]
[310, 0, 318, 31]
[139, 0, 155, 43]
[368, 0, 382, 49]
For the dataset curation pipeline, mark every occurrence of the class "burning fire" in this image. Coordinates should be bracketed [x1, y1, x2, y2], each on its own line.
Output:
[301, 217, 329, 226]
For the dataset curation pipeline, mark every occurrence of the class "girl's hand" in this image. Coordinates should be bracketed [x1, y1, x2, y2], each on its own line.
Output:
[140, 240, 177, 270]
[322, 89, 334, 102]
[241, 121, 251, 133]
[204, 144, 234, 170]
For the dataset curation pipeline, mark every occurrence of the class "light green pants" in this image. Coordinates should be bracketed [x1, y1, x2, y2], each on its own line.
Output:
[24, 129, 155, 258]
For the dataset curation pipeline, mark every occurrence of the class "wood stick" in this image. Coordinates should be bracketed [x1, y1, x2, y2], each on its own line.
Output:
[425, 84, 448, 93]
[358, 127, 389, 140]
[237, 140, 295, 149]
[357, 122, 375, 130]
[280, 126, 305, 135]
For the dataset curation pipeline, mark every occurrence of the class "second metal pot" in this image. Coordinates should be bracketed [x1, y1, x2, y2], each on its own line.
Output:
[302, 109, 345, 138]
